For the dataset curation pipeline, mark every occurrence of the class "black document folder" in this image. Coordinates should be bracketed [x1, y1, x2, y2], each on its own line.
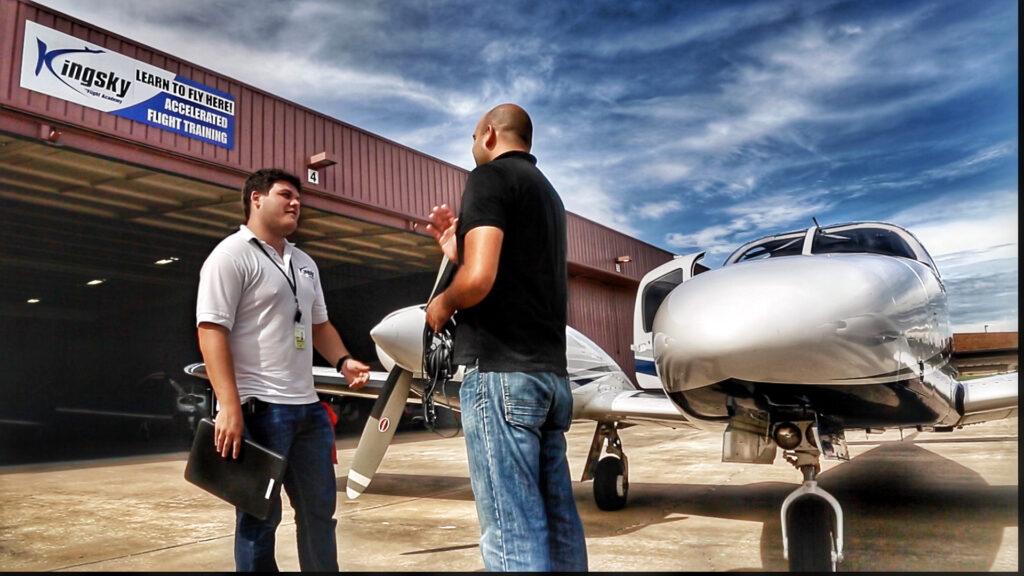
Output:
[184, 418, 287, 520]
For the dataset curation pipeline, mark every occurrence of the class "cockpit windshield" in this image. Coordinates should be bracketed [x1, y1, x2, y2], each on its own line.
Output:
[811, 227, 916, 259]
[726, 222, 937, 273]
[733, 235, 804, 262]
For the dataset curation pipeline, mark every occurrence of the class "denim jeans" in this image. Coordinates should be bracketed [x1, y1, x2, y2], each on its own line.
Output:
[460, 369, 588, 572]
[235, 400, 338, 572]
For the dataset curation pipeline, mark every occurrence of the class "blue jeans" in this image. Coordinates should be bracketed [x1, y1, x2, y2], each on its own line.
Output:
[460, 369, 588, 572]
[235, 400, 338, 572]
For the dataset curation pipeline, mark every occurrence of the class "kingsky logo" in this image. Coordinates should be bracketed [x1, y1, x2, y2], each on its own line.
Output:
[34, 39, 132, 99]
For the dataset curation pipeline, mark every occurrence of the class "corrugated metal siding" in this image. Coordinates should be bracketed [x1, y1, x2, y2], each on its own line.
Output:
[567, 213, 675, 282]
[953, 332, 1018, 354]
[568, 276, 638, 382]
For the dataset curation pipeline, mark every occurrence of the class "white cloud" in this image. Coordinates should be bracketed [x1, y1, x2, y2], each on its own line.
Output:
[907, 214, 1018, 260]
[587, 2, 798, 57]
[665, 190, 833, 256]
[944, 262, 1018, 332]
[884, 188, 1018, 331]
[921, 141, 1017, 181]
[642, 162, 692, 184]
[934, 244, 1018, 273]
[635, 199, 684, 220]
[888, 188, 1018, 258]
[543, 161, 639, 236]
[34, 0, 482, 120]
[953, 320, 1018, 332]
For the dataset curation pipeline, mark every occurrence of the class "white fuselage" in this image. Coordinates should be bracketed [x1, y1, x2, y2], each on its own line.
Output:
[652, 253, 959, 431]
[369, 305, 636, 411]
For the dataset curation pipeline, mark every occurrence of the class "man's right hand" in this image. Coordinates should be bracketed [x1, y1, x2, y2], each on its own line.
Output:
[214, 404, 244, 459]
[425, 204, 458, 263]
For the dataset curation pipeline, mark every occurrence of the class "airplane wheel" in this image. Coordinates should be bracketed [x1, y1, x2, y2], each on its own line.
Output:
[786, 496, 836, 572]
[593, 456, 628, 511]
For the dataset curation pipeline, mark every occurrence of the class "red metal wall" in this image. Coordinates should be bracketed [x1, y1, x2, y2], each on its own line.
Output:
[568, 276, 639, 380]
[953, 332, 1018, 354]
[567, 213, 675, 283]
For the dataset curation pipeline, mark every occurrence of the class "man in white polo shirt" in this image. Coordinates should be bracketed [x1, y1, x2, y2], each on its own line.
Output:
[196, 168, 370, 572]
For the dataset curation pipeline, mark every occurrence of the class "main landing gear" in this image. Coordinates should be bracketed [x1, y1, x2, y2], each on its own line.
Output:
[583, 421, 630, 510]
[777, 420, 845, 572]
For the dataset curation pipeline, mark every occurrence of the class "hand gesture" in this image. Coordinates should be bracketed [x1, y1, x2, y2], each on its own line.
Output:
[425, 204, 458, 263]
[341, 357, 371, 390]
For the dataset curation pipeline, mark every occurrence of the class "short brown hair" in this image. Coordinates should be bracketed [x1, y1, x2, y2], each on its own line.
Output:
[241, 168, 301, 221]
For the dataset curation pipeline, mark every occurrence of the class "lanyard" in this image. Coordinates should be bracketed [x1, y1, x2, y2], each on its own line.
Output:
[250, 238, 302, 324]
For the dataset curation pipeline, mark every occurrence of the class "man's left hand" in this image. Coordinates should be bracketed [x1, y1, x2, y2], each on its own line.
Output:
[341, 358, 371, 390]
[426, 293, 454, 333]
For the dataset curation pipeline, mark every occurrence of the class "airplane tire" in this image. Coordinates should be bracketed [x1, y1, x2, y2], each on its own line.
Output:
[786, 496, 836, 572]
[593, 456, 628, 511]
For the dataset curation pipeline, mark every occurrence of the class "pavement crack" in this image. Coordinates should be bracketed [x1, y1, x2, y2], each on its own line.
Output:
[49, 520, 300, 571]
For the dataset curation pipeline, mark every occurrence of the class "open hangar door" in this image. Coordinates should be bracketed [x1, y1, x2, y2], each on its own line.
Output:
[0, 134, 440, 465]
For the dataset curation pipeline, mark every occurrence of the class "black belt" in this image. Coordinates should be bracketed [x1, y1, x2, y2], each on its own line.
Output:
[243, 397, 270, 415]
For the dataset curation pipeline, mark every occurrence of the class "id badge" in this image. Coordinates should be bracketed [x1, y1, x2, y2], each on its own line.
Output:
[294, 324, 306, 349]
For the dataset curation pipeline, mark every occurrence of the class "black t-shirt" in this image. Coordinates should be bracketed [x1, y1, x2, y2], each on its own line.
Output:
[453, 150, 568, 376]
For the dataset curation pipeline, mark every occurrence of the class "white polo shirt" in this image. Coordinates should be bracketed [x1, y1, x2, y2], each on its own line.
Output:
[196, 225, 329, 404]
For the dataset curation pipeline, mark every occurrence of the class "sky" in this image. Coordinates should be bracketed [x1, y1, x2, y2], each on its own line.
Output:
[36, 0, 1018, 332]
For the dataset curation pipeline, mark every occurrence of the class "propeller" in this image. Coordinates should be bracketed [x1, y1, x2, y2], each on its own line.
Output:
[345, 366, 412, 499]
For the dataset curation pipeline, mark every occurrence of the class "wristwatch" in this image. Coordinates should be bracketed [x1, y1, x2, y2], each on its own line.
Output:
[335, 354, 351, 373]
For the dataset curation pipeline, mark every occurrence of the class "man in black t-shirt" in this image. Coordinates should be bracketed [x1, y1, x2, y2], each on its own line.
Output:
[425, 104, 587, 572]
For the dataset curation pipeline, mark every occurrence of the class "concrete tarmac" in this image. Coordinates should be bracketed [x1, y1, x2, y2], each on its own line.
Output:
[0, 417, 1017, 571]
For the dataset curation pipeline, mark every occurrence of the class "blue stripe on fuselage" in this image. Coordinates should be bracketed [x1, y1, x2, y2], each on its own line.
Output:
[635, 358, 657, 376]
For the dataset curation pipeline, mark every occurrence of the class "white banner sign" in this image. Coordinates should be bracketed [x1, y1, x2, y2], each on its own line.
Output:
[20, 21, 235, 149]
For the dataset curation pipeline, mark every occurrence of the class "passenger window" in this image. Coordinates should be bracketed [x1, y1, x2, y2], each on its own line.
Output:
[642, 268, 683, 332]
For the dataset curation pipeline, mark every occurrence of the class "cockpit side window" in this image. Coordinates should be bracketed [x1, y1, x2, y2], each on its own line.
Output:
[642, 268, 683, 332]
[811, 227, 916, 259]
[734, 236, 804, 263]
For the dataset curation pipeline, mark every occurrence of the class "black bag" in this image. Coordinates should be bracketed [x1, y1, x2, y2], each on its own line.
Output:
[184, 418, 287, 520]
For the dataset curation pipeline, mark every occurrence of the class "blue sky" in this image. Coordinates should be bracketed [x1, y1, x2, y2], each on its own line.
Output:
[37, 0, 1018, 332]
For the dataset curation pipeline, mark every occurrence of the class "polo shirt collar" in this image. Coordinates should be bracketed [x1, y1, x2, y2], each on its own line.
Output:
[494, 150, 536, 164]
[239, 225, 294, 260]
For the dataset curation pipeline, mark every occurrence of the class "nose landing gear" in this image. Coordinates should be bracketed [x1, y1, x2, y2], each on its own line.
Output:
[779, 421, 845, 572]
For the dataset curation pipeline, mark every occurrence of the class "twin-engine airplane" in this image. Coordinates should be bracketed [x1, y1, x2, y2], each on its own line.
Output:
[185, 221, 1017, 572]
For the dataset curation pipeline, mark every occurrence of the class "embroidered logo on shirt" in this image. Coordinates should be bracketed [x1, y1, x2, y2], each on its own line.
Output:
[299, 266, 315, 279]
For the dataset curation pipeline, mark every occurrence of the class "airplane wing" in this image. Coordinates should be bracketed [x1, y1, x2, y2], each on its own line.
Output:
[571, 380, 695, 428]
[182, 363, 404, 402]
[958, 371, 1018, 426]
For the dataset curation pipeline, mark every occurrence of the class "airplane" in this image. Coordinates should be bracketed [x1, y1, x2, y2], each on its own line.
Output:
[55, 371, 210, 441]
[184, 220, 1018, 572]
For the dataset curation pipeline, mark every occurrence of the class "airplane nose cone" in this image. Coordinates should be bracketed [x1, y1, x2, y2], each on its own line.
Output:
[370, 305, 427, 373]
[653, 254, 933, 391]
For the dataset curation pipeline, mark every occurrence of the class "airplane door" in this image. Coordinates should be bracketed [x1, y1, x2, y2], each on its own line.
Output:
[631, 252, 706, 390]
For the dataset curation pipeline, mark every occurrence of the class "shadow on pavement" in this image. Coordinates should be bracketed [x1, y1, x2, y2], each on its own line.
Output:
[350, 439, 1017, 571]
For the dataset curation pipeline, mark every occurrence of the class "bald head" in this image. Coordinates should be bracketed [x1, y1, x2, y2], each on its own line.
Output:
[471, 103, 533, 166]
[484, 103, 532, 148]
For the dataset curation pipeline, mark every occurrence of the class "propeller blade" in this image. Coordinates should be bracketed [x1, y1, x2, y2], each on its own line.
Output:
[346, 366, 412, 499]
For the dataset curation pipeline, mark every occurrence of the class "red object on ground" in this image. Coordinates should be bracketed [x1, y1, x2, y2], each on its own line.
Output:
[321, 401, 338, 464]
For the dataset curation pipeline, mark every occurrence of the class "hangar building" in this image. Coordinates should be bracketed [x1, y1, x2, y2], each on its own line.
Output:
[0, 0, 675, 462]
